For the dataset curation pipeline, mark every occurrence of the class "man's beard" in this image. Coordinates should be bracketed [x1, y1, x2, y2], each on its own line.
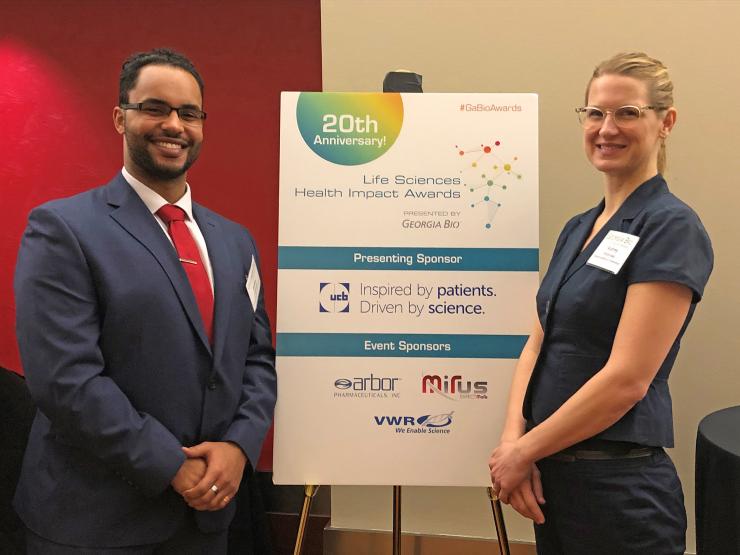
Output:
[125, 129, 201, 181]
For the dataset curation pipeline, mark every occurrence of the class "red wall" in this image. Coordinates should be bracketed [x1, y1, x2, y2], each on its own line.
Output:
[0, 0, 322, 468]
[0, 0, 322, 368]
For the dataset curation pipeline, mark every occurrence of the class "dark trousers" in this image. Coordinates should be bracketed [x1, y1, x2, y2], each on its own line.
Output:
[534, 449, 686, 555]
[26, 512, 227, 555]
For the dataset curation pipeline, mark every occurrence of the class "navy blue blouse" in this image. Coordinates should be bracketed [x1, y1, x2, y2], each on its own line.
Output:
[523, 174, 713, 447]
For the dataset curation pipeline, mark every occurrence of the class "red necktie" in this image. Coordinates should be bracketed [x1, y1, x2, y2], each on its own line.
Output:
[156, 204, 214, 343]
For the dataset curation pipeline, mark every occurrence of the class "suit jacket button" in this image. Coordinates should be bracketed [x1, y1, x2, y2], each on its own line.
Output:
[208, 378, 217, 390]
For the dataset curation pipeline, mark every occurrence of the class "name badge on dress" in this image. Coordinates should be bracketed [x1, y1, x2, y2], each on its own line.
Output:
[245, 255, 261, 311]
[586, 230, 640, 274]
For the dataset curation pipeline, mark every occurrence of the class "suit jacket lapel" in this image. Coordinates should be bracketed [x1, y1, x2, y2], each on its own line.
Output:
[194, 204, 234, 368]
[560, 205, 603, 286]
[616, 175, 667, 229]
[105, 174, 212, 354]
[548, 203, 602, 296]
[560, 175, 668, 285]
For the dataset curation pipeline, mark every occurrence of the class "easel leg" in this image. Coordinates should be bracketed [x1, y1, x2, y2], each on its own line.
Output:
[487, 487, 511, 555]
[393, 485, 402, 555]
[293, 484, 319, 555]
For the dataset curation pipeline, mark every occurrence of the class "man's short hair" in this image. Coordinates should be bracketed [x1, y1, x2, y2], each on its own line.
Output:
[119, 48, 204, 105]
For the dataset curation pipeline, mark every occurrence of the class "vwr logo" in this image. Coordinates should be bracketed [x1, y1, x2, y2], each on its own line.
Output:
[422, 374, 488, 400]
[374, 412, 454, 435]
[319, 282, 350, 313]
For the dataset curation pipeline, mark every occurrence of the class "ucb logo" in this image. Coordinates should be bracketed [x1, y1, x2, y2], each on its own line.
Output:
[319, 282, 350, 313]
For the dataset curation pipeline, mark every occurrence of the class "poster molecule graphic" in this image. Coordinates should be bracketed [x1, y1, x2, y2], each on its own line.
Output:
[456, 141, 523, 229]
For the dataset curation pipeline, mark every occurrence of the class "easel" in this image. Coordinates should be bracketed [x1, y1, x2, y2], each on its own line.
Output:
[292, 484, 511, 555]
[293, 484, 319, 555]
[487, 486, 511, 555]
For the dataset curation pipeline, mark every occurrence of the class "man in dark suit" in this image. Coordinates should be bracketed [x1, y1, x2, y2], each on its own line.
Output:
[13, 48, 276, 554]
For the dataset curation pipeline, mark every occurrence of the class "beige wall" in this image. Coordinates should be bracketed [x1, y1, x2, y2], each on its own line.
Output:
[321, 0, 740, 551]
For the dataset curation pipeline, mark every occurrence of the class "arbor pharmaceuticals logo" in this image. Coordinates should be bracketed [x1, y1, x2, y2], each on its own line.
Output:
[319, 282, 350, 313]
[373, 412, 454, 435]
[334, 373, 400, 399]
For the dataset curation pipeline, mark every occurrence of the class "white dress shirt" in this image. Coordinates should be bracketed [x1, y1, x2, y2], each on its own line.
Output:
[121, 167, 214, 292]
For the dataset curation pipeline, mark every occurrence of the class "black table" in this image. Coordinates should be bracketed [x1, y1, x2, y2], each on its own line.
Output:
[696, 405, 740, 555]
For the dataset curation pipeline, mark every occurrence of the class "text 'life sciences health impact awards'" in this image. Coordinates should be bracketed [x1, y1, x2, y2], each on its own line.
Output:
[274, 92, 538, 486]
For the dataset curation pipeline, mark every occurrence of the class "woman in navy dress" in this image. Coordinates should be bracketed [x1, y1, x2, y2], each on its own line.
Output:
[488, 52, 713, 554]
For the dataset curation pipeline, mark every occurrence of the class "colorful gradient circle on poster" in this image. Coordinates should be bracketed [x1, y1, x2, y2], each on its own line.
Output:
[296, 92, 403, 165]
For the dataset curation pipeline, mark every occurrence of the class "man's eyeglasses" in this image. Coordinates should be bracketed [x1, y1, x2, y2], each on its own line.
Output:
[121, 100, 207, 125]
[575, 105, 662, 129]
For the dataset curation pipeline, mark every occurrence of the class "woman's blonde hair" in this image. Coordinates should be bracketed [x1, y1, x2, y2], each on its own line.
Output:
[586, 52, 674, 174]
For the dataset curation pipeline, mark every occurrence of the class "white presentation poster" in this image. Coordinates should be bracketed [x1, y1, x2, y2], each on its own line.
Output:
[274, 92, 538, 486]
